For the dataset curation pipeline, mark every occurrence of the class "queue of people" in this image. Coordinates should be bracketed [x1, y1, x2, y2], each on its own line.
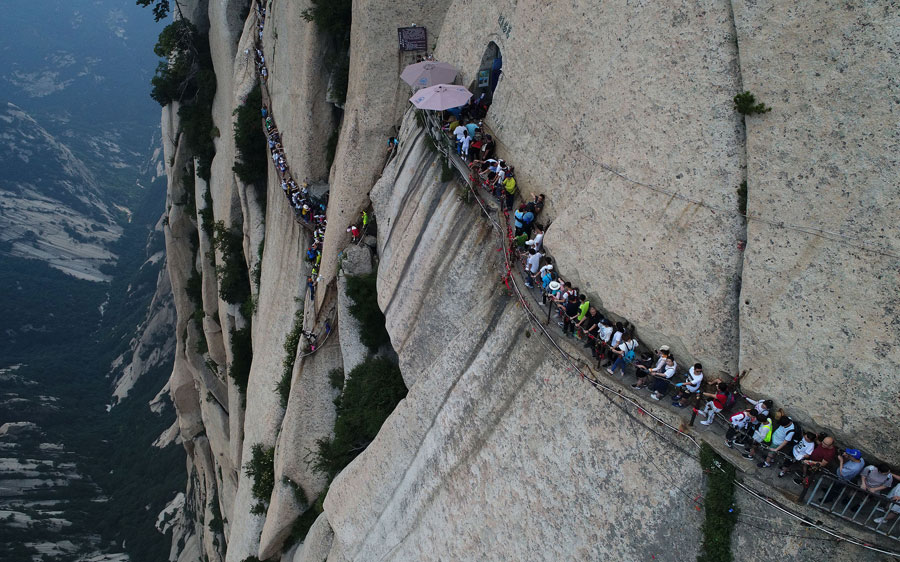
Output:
[433, 104, 899, 529]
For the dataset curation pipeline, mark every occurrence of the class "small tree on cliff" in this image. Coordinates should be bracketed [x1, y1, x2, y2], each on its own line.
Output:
[733, 91, 772, 116]
[136, 0, 178, 22]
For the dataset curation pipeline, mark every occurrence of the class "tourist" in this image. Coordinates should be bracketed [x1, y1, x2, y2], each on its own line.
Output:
[873, 483, 900, 525]
[784, 436, 837, 485]
[478, 134, 493, 160]
[724, 407, 756, 448]
[742, 415, 774, 460]
[745, 396, 774, 418]
[697, 382, 729, 426]
[576, 306, 602, 341]
[453, 122, 467, 154]
[777, 431, 816, 478]
[513, 204, 533, 237]
[523, 248, 543, 288]
[757, 416, 797, 468]
[503, 167, 517, 211]
[633, 347, 669, 389]
[670, 363, 705, 408]
[561, 294, 581, 337]
[646, 355, 677, 399]
[860, 463, 894, 494]
[525, 224, 544, 252]
[607, 330, 638, 376]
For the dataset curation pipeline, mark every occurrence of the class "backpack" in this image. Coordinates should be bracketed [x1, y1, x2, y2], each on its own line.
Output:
[787, 421, 803, 446]
[623, 341, 636, 363]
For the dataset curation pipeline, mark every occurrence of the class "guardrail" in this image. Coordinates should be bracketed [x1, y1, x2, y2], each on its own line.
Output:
[806, 472, 900, 540]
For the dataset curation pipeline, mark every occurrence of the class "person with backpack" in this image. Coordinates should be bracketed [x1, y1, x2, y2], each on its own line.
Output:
[742, 415, 775, 460]
[607, 331, 638, 376]
[757, 416, 797, 468]
[725, 408, 757, 448]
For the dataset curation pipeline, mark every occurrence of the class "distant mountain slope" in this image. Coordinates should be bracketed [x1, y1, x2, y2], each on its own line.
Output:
[0, 103, 121, 281]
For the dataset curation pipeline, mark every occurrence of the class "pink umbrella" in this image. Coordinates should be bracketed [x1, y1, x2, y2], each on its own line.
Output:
[409, 84, 472, 111]
[400, 61, 458, 88]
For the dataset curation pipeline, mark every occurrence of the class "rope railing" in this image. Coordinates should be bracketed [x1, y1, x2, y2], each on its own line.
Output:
[416, 107, 900, 555]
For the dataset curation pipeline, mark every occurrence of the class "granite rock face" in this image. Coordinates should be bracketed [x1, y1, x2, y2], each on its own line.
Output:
[733, 0, 900, 460]
[159, 0, 900, 561]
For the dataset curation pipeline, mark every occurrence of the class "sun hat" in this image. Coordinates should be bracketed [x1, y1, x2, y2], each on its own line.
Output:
[548, 281, 561, 291]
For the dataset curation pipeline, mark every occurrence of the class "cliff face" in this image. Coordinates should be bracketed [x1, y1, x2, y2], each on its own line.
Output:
[158, 1, 899, 561]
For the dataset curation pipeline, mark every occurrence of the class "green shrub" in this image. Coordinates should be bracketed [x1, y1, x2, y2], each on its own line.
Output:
[198, 185, 214, 237]
[252, 239, 264, 288]
[211, 221, 251, 306]
[328, 368, 345, 390]
[244, 444, 275, 515]
[345, 272, 390, 352]
[148, 19, 218, 180]
[300, 0, 352, 37]
[178, 67, 218, 181]
[736, 180, 748, 216]
[207, 496, 223, 534]
[733, 91, 771, 116]
[313, 357, 407, 479]
[229, 325, 253, 396]
[697, 443, 737, 562]
[178, 167, 196, 216]
[233, 84, 268, 187]
[276, 308, 305, 409]
[136, 0, 172, 21]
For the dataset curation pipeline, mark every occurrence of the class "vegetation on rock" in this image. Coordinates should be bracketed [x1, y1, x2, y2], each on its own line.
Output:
[233, 83, 269, 187]
[276, 307, 305, 408]
[736, 180, 748, 216]
[149, 18, 217, 180]
[210, 221, 251, 306]
[697, 443, 737, 562]
[733, 91, 771, 116]
[346, 272, 390, 352]
[229, 325, 253, 396]
[313, 357, 407, 479]
[244, 444, 276, 515]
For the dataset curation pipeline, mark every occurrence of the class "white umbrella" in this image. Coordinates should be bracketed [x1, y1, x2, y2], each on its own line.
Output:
[400, 61, 458, 89]
[409, 84, 472, 111]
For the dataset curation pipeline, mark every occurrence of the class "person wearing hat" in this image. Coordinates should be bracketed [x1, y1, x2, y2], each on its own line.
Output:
[820, 448, 866, 504]
[545, 280, 561, 306]
[635, 347, 670, 378]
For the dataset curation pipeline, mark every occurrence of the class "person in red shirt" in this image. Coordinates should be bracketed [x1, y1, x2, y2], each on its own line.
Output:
[697, 382, 728, 425]
[787, 436, 837, 485]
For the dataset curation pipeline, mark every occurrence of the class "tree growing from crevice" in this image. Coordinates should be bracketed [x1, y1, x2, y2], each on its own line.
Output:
[733, 91, 771, 116]
[697, 443, 737, 562]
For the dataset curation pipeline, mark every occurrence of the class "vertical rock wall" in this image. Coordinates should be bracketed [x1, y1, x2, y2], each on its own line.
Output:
[158, 1, 900, 561]
[734, 0, 900, 459]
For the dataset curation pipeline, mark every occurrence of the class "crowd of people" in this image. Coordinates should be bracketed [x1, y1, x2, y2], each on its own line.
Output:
[252, 4, 328, 282]
[432, 105, 900, 530]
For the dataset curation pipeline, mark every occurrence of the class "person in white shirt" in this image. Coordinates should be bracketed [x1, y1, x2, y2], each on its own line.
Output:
[647, 356, 678, 400]
[778, 432, 816, 478]
[526, 226, 544, 252]
[670, 363, 705, 407]
[453, 123, 467, 153]
[460, 131, 470, 160]
[632, 348, 669, 390]
[523, 249, 543, 288]
[745, 396, 774, 417]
